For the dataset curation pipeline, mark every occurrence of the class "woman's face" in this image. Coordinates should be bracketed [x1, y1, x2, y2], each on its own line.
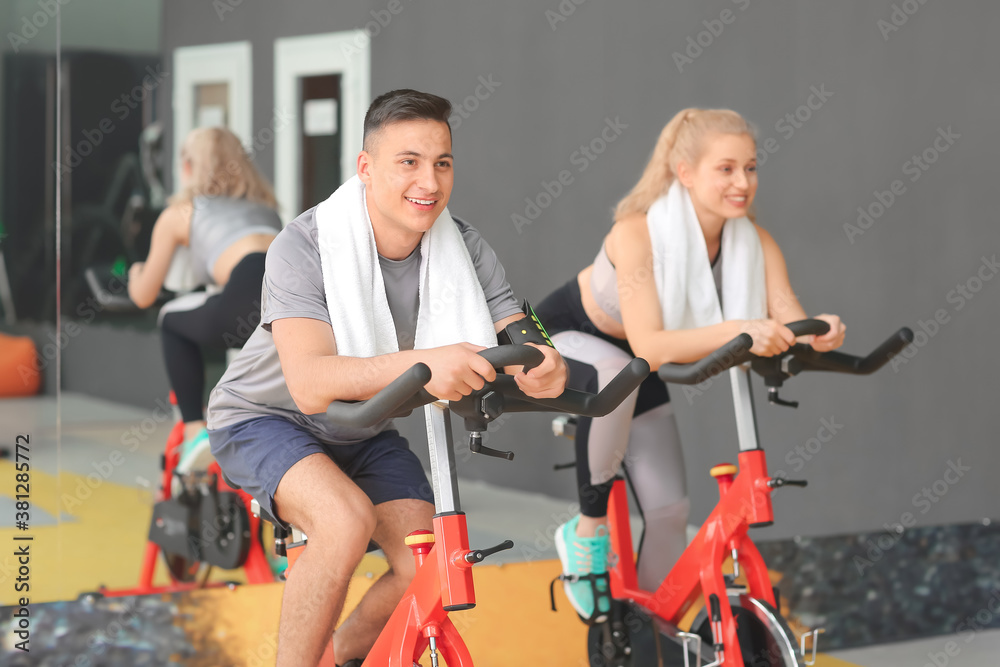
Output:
[679, 132, 758, 225]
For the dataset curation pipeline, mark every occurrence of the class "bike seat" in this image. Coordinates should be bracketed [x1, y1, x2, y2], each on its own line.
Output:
[710, 463, 738, 478]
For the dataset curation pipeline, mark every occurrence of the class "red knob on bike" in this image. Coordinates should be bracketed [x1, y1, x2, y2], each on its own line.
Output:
[710, 463, 737, 496]
[404, 529, 435, 557]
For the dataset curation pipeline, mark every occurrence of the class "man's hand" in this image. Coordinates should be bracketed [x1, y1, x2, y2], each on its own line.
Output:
[805, 313, 846, 352]
[742, 319, 796, 357]
[421, 343, 498, 402]
[512, 344, 567, 399]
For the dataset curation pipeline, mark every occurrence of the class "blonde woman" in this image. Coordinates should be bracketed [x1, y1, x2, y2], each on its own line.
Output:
[536, 108, 847, 621]
[128, 127, 281, 447]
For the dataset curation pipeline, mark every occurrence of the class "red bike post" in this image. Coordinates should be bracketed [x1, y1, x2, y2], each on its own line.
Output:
[274, 346, 650, 666]
[584, 321, 914, 666]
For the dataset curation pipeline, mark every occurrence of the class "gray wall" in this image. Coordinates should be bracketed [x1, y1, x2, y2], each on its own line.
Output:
[158, 0, 999, 540]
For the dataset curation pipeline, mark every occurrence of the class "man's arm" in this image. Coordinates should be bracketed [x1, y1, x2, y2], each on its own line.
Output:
[272, 317, 502, 412]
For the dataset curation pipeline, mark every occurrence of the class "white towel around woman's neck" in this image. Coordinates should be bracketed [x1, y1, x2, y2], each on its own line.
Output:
[315, 175, 497, 357]
[646, 180, 767, 330]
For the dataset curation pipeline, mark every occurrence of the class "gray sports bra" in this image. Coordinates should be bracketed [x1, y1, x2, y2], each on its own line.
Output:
[589, 242, 723, 325]
[188, 196, 282, 285]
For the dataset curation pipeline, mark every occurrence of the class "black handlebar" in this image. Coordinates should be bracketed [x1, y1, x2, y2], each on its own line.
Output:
[790, 327, 914, 375]
[656, 333, 753, 385]
[657, 319, 914, 385]
[482, 357, 651, 419]
[325, 363, 432, 428]
[784, 319, 831, 338]
[323, 346, 648, 430]
[477, 344, 545, 372]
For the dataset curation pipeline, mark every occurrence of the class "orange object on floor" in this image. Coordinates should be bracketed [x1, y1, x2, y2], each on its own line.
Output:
[0, 332, 40, 397]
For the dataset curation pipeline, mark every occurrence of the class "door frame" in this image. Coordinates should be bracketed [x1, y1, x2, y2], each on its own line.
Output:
[172, 41, 253, 189]
[274, 31, 370, 223]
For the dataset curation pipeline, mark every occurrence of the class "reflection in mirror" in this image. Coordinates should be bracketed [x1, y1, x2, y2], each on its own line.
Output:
[0, 1, 166, 615]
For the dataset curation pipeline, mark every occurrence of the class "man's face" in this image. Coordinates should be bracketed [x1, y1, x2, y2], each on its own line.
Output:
[357, 119, 454, 255]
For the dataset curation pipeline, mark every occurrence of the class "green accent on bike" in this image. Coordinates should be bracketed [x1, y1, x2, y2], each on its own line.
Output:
[525, 300, 554, 347]
[112, 256, 128, 278]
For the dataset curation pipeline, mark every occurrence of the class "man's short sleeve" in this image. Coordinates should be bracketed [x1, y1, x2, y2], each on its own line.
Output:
[454, 217, 522, 323]
[260, 208, 330, 331]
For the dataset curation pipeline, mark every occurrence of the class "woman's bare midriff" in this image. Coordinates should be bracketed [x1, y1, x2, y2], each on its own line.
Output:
[577, 265, 628, 340]
[212, 233, 276, 286]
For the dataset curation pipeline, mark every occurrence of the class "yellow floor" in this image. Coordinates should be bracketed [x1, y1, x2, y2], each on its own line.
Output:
[0, 461, 857, 665]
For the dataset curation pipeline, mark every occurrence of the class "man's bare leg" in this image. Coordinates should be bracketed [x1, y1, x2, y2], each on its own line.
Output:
[333, 498, 435, 661]
[272, 453, 377, 667]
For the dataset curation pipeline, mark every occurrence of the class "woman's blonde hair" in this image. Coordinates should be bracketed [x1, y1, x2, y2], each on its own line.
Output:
[170, 126, 278, 208]
[614, 108, 756, 220]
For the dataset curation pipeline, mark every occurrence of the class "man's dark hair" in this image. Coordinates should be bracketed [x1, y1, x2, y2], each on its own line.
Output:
[362, 89, 452, 152]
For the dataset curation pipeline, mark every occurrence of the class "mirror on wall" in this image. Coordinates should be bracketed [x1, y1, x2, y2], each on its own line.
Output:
[0, 0, 165, 607]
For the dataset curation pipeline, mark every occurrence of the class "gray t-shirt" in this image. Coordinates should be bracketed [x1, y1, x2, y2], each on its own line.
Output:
[207, 206, 522, 444]
[188, 196, 282, 286]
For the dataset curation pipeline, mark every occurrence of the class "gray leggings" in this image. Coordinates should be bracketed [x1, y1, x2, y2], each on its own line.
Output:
[553, 330, 691, 590]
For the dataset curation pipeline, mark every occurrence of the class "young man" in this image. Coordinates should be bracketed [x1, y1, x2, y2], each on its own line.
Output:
[207, 89, 567, 667]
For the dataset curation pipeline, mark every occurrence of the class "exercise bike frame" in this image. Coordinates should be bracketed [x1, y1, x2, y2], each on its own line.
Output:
[100, 392, 274, 597]
[596, 321, 913, 666]
[272, 346, 649, 667]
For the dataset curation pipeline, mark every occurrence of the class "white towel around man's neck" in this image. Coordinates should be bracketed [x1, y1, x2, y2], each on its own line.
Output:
[315, 175, 497, 357]
[646, 180, 767, 330]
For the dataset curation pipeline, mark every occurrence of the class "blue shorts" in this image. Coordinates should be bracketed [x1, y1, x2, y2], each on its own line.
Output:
[209, 416, 433, 529]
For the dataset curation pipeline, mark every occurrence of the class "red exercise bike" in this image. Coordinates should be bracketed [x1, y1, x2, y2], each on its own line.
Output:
[253, 345, 649, 666]
[559, 320, 913, 667]
[101, 392, 277, 597]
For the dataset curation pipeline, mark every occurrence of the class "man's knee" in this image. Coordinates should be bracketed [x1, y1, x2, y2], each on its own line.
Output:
[281, 482, 377, 548]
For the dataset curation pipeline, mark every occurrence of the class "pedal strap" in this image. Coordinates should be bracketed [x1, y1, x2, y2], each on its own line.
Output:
[549, 571, 612, 624]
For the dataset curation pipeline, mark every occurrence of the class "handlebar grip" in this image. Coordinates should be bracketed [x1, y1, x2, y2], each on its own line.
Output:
[578, 358, 650, 417]
[325, 363, 432, 428]
[479, 345, 545, 372]
[484, 357, 650, 418]
[657, 333, 754, 385]
[795, 327, 915, 375]
[855, 326, 914, 374]
[785, 319, 831, 337]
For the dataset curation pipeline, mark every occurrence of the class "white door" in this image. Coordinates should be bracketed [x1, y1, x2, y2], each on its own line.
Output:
[274, 31, 370, 223]
[172, 41, 253, 189]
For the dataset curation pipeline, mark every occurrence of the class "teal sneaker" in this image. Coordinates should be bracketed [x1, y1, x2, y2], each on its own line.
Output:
[170, 428, 213, 497]
[555, 514, 611, 623]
